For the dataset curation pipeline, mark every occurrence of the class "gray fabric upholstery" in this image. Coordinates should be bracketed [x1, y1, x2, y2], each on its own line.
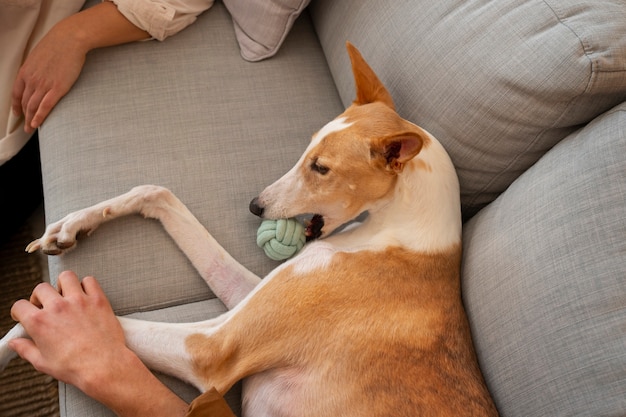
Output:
[310, 0, 626, 217]
[462, 102, 626, 416]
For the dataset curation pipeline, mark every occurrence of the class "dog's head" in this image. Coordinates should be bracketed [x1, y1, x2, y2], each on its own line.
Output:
[250, 42, 432, 239]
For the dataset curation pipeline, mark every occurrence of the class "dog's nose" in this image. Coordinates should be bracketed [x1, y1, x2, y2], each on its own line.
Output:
[249, 197, 264, 217]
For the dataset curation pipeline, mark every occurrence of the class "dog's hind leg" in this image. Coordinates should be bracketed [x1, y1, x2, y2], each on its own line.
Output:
[112, 314, 255, 396]
[27, 185, 261, 308]
[113, 316, 217, 391]
[0, 324, 26, 372]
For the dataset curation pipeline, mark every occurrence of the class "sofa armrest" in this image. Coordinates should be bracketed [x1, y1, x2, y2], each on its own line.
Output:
[462, 102, 626, 416]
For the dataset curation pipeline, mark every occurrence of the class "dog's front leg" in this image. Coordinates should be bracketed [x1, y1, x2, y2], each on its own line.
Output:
[28, 185, 261, 309]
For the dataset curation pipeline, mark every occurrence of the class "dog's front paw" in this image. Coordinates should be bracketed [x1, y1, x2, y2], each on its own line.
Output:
[25, 209, 108, 255]
[25, 223, 83, 255]
[25, 237, 69, 255]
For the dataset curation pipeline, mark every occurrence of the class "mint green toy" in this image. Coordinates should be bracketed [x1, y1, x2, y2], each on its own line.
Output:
[256, 218, 306, 261]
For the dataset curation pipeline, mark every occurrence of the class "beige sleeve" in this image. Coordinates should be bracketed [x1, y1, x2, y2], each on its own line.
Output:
[108, 0, 215, 41]
[185, 387, 236, 417]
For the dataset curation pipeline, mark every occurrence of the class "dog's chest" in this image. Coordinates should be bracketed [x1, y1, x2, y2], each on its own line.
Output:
[282, 241, 338, 275]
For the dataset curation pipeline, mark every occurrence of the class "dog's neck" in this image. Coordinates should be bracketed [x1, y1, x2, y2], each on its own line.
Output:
[327, 136, 461, 254]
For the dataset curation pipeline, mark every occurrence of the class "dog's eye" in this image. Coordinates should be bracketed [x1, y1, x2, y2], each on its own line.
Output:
[311, 159, 330, 175]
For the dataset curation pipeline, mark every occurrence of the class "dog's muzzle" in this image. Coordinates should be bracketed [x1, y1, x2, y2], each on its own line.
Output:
[249, 197, 325, 241]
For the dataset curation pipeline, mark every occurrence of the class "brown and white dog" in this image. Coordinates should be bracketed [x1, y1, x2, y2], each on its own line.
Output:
[0, 43, 498, 416]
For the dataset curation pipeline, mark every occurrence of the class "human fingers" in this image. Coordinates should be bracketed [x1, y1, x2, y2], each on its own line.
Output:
[80, 276, 117, 320]
[57, 270, 84, 297]
[7, 338, 43, 371]
[18, 78, 41, 134]
[27, 282, 60, 309]
[11, 76, 26, 117]
[80, 275, 105, 297]
[10, 298, 40, 323]
[13, 30, 79, 132]
[29, 90, 62, 131]
[23, 85, 50, 133]
[7, 319, 75, 385]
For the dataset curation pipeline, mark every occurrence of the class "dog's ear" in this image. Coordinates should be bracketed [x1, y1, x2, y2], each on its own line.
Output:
[371, 131, 423, 173]
[347, 41, 395, 110]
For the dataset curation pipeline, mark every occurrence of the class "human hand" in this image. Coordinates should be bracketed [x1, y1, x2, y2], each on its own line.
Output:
[9, 271, 189, 417]
[12, 24, 87, 134]
[9, 271, 126, 390]
[12, 1, 150, 135]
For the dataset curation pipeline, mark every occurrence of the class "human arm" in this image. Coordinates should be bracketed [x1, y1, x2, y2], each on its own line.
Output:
[9, 271, 189, 417]
[12, 1, 150, 134]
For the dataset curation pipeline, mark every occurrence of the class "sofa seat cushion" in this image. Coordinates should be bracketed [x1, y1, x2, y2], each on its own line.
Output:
[311, 0, 626, 217]
[40, 3, 342, 314]
[462, 102, 626, 416]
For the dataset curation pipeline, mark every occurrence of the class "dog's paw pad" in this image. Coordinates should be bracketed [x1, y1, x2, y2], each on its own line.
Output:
[42, 247, 64, 256]
[55, 240, 76, 250]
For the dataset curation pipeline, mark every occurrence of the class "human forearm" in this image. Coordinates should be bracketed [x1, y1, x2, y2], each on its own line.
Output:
[59, 1, 150, 53]
[82, 348, 189, 417]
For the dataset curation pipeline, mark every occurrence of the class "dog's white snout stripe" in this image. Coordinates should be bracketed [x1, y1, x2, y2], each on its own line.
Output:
[311, 117, 353, 147]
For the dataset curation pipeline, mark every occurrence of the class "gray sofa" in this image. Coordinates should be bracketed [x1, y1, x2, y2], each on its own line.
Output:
[37, 0, 625, 415]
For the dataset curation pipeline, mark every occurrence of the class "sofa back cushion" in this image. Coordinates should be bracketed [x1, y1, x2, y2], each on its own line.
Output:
[462, 103, 626, 416]
[310, 0, 626, 218]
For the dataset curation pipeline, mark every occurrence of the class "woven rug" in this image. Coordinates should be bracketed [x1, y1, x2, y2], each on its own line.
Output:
[0, 224, 60, 417]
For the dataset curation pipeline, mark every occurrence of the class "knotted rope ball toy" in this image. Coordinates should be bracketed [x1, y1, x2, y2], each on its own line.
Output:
[256, 218, 306, 261]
